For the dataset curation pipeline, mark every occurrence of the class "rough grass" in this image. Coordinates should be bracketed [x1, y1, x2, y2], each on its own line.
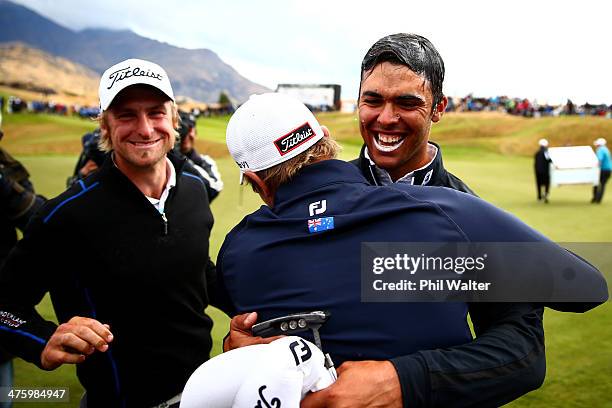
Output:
[3, 111, 611, 408]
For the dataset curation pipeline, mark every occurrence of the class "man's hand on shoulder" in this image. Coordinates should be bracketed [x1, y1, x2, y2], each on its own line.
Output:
[41, 316, 113, 370]
[301, 360, 402, 408]
[223, 312, 283, 352]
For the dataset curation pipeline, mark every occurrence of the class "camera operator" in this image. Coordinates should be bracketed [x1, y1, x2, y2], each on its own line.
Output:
[0, 127, 45, 408]
[66, 128, 107, 188]
[175, 111, 223, 201]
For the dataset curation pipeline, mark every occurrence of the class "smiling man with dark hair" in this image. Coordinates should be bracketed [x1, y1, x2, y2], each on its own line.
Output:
[353, 33, 474, 194]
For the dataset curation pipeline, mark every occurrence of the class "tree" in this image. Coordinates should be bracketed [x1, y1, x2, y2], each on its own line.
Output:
[218, 92, 230, 105]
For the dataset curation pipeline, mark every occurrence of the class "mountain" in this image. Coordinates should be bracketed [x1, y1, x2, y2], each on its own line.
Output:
[0, 42, 99, 100]
[0, 0, 269, 102]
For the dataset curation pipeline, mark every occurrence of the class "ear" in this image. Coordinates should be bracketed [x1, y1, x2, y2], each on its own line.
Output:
[244, 171, 274, 207]
[321, 125, 330, 138]
[432, 96, 448, 123]
[100, 118, 108, 134]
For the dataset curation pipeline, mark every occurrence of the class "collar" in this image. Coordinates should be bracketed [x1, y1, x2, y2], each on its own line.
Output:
[145, 157, 176, 214]
[362, 141, 446, 186]
[274, 159, 368, 205]
[98, 150, 187, 206]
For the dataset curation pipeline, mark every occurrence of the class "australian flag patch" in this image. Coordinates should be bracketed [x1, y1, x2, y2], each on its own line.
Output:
[307, 217, 334, 233]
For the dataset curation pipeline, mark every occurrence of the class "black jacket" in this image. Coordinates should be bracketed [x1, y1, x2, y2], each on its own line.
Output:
[351, 143, 545, 407]
[534, 147, 552, 175]
[0, 147, 45, 364]
[0, 152, 221, 407]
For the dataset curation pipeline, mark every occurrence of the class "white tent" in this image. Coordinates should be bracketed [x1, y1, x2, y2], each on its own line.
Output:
[548, 146, 599, 187]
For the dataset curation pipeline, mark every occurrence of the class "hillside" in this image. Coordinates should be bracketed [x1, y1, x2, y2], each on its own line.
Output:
[0, 42, 98, 104]
[0, 0, 269, 102]
[2, 109, 610, 159]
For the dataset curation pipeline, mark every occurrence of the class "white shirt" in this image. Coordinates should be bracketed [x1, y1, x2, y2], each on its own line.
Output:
[145, 157, 176, 214]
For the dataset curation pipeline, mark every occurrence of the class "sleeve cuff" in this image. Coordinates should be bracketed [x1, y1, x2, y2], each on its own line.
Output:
[390, 352, 431, 408]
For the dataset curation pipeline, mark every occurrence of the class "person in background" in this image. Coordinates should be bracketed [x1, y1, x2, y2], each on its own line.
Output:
[176, 111, 223, 202]
[592, 137, 611, 203]
[66, 128, 107, 188]
[0, 127, 46, 408]
[534, 138, 552, 203]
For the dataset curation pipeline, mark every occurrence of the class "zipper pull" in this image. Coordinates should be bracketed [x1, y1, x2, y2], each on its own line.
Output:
[161, 212, 168, 235]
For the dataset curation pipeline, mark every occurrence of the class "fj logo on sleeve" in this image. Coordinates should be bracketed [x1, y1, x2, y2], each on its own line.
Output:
[289, 339, 313, 366]
[308, 200, 327, 216]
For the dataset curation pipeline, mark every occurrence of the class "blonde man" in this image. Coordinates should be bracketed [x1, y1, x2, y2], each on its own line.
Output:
[0, 59, 223, 407]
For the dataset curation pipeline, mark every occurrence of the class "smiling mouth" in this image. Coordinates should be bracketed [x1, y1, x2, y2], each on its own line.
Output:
[130, 139, 161, 148]
[373, 133, 406, 153]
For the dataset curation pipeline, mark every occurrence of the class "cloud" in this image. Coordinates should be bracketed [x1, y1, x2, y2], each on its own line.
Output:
[11, 0, 612, 104]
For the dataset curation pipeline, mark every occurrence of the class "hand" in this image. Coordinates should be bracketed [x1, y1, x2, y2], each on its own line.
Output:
[79, 160, 99, 177]
[301, 360, 402, 408]
[223, 312, 283, 352]
[41, 316, 114, 370]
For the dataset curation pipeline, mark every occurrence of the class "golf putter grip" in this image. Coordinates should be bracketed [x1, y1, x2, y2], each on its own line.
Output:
[251, 311, 330, 338]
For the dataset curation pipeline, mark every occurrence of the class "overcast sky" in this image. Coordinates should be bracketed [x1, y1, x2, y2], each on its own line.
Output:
[12, 0, 612, 104]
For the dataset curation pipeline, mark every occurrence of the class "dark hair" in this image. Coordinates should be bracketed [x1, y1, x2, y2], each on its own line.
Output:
[178, 110, 196, 141]
[360, 33, 445, 109]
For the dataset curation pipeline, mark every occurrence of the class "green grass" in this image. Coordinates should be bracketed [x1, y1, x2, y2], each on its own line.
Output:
[3, 112, 611, 407]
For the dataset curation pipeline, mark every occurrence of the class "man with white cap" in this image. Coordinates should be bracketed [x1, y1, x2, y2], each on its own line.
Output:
[534, 138, 552, 203]
[219, 93, 607, 408]
[0, 58, 223, 407]
[592, 137, 611, 203]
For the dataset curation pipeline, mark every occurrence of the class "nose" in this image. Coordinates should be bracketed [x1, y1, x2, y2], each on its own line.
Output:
[135, 112, 154, 137]
[377, 103, 400, 127]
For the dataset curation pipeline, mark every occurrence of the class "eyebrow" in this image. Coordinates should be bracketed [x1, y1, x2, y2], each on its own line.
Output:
[396, 94, 426, 104]
[361, 91, 426, 104]
[361, 91, 383, 99]
[113, 103, 167, 113]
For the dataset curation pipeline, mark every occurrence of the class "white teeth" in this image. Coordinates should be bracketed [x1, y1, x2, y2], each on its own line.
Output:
[379, 134, 400, 143]
[373, 133, 405, 152]
[374, 137, 405, 152]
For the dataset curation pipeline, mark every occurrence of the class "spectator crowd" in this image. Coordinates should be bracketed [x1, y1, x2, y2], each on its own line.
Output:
[446, 94, 612, 118]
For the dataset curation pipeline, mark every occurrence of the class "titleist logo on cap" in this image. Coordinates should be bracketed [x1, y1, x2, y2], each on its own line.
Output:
[106, 66, 163, 89]
[274, 122, 316, 156]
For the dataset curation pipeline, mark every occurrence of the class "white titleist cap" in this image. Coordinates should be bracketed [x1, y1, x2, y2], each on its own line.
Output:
[594, 137, 606, 146]
[538, 138, 548, 147]
[226, 93, 324, 178]
[98, 58, 174, 111]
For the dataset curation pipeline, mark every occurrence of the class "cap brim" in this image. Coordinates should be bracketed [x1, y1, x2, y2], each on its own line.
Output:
[101, 84, 174, 111]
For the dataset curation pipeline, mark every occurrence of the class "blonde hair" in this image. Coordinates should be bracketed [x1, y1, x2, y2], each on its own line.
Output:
[246, 136, 341, 194]
[97, 102, 179, 152]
